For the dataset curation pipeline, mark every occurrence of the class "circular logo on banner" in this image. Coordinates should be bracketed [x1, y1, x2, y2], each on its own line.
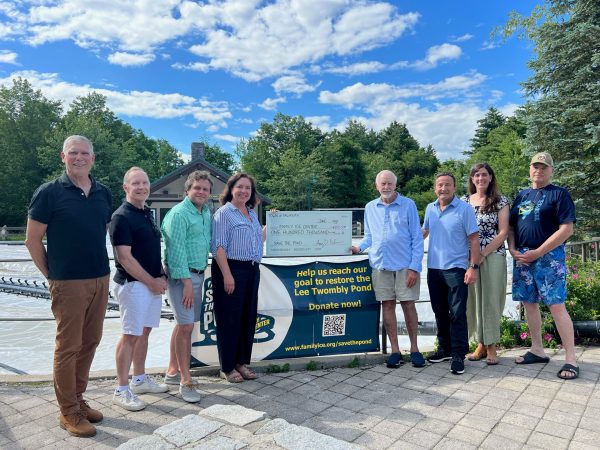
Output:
[191, 264, 294, 367]
[252, 265, 293, 360]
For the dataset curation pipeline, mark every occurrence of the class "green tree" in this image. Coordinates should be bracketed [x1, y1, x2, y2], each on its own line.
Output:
[239, 114, 324, 189]
[40, 93, 184, 208]
[341, 120, 381, 154]
[319, 133, 367, 207]
[438, 159, 469, 197]
[380, 121, 420, 159]
[262, 147, 331, 210]
[501, 0, 600, 232]
[466, 107, 506, 156]
[202, 141, 237, 174]
[469, 115, 529, 199]
[0, 78, 62, 225]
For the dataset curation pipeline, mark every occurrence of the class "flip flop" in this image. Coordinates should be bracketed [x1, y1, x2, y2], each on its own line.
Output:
[410, 352, 426, 368]
[386, 352, 404, 368]
[557, 363, 579, 380]
[515, 351, 550, 365]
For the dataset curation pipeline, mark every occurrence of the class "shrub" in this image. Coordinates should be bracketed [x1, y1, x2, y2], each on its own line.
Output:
[563, 258, 600, 320]
[499, 257, 599, 348]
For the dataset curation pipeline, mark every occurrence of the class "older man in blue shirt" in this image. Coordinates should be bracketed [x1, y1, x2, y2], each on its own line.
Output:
[423, 172, 480, 375]
[352, 170, 425, 368]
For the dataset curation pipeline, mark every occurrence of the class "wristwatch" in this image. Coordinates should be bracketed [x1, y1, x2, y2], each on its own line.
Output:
[468, 263, 479, 269]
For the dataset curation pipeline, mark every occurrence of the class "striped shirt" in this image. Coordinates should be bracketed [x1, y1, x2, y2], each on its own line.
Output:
[161, 196, 212, 279]
[212, 202, 263, 262]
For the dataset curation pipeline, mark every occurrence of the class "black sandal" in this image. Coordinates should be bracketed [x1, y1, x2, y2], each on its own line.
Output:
[557, 363, 579, 380]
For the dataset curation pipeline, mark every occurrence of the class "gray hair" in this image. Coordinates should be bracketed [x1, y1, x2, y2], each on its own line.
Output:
[375, 170, 397, 184]
[123, 167, 147, 184]
[62, 135, 94, 154]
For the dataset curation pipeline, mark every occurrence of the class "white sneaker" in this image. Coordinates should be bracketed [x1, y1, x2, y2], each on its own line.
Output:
[130, 376, 169, 394]
[179, 383, 201, 403]
[112, 389, 146, 411]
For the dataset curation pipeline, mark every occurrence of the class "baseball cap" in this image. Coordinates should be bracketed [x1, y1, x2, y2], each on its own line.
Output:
[530, 152, 554, 167]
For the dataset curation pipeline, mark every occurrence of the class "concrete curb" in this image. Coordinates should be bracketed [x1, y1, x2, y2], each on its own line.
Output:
[0, 352, 388, 384]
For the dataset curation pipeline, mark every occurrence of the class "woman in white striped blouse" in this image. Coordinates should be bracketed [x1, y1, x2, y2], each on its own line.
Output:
[211, 173, 264, 383]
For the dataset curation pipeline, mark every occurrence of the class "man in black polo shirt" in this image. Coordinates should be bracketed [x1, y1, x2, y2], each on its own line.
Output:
[109, 167, 168, 411]
[26, 135, 112, 438]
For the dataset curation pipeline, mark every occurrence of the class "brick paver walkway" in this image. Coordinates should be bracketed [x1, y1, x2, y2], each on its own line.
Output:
[1, 346, 599, 449]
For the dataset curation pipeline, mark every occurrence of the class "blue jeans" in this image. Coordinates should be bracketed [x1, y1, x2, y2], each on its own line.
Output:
[427, 268, 469, 358]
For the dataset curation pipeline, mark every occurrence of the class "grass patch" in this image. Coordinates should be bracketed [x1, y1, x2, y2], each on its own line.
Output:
[348, 357, 360, 368]
[306, 360, 319, 371]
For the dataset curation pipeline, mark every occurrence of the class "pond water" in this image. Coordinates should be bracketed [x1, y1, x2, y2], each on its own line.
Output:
[0, 238, 516, 375]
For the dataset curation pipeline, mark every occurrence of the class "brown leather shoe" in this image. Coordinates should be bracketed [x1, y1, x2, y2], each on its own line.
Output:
[80, 400, 103, 423]
[59, 411, 96, 437]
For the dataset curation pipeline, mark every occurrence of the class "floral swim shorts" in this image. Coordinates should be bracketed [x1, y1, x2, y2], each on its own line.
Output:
[512, 246, 567, 306]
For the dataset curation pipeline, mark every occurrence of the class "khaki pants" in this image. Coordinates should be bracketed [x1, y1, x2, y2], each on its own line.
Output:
[49, 276, 109, 415]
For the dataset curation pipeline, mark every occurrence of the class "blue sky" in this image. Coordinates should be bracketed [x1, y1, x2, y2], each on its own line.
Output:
[0, 1, 539, 161]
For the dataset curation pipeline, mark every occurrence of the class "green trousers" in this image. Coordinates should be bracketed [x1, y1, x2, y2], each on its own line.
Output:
[467, 252, 507, 345]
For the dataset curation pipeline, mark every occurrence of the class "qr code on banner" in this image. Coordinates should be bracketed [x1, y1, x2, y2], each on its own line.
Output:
[322, 314, 346, 336]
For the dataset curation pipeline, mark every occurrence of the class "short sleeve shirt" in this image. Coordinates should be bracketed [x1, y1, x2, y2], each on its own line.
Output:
[211, 202, 263, 262]
[423, 196, 479, 270]
[161, 196, 212, 280]
[461, 195, 509, 256]
[28, 173, 112, 280]
[509, 184, 576, 248]
[110, 201, 163, 284]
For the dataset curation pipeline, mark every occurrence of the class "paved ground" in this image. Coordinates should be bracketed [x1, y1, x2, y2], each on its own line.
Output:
[1, 346, 600, 450]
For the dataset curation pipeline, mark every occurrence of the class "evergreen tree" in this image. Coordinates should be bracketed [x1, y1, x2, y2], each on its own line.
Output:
[466, 107, 506, 156]
[502, 0, 600, 231]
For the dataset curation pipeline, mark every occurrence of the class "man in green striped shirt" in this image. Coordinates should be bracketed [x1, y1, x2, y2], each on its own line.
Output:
[161, 171, 212, 402]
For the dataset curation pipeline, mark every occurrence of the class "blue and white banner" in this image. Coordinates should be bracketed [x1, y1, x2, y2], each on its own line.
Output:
[191, 258, 380, 367]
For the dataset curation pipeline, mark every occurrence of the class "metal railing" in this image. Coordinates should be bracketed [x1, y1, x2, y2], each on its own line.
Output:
[566, 237, 600, 262]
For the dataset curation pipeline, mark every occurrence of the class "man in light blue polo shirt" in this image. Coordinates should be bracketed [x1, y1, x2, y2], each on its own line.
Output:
[352, 170, 425, 369]
[423, 172, 480, 375]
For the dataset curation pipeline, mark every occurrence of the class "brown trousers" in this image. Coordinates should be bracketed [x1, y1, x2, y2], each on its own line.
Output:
[49, 276, 109, 415]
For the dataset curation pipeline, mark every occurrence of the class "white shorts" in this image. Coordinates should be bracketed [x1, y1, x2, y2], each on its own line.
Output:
[114, 281, 162, 336]
[371, 268, 420, 302]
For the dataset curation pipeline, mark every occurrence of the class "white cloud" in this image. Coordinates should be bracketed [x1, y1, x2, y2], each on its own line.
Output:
[272, 74, 319, 96]
[0, 50, 18, 64]
[481, 40, 499, 51]
[319, 71, 487, 107]
[172, 61, 210, 72]
[0, 70, 231, 125]
[325, 61, 386, 76]
[214, 134, 239, 143]
[259, 96, 286, 111]
[324, 43, 461, 76]
[305, 115, 332, 132]
[318, 72, 512, 159]
[498, 102, 520, 117]
[5, 1, 419, 81]
[452, 33, 474, 43]
[107, 52, 155, 67]
[411, 43, 462, 70]
[188, 2, 419, 81]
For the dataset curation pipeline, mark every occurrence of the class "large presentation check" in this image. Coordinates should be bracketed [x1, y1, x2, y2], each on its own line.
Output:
[266, 211, 352, 257]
